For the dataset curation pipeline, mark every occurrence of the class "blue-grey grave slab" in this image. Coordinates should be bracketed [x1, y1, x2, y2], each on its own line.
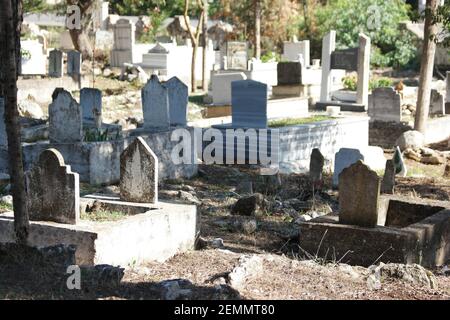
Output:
[166, 77, 188, 126]
[80, 88, 102, 123]
[48, 49, 63, 77]
[0, 97, 7, 147]
[67, 50, 82, 76]
[142, 75, 170, 130]
[333, 148, 364, 187]
[49, 89, 83, 143]
[231, 80, 267, 129]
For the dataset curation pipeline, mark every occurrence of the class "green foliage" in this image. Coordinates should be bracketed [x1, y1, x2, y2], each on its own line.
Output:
[84, 128, 119, 142]
[269, 115, 334, 128]
[260, 51, 281, 63]
[23, 0, 49, 13]
[342, 75, 357, 91]
[138, 8, 169, 43]
[314, 0, 416, 68]
[109, 0, 185, 16]
[369, 77, 393, 91]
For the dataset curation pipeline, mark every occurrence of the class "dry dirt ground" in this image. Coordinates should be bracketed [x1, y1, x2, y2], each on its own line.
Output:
[0, 164, 449, 300]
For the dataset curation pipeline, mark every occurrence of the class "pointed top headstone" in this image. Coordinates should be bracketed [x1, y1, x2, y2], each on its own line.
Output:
[166, 77, 188, 126]
[142, 75, 170, 130]
[49, 89, 83, 143]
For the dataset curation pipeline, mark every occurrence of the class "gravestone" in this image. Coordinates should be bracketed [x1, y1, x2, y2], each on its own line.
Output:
[211, 72, 247, 105]
[224, 41, 248, 70]
[110, 19, 135, 67]
[166, 77, 188, 126]
[0, 97, 7, 147]
[381, 159, 395, 194]
[320, 31, 336, 102]
[67, 50, 82, 76]
[393, 146, 407, 177]
[142, 75, 170, 130]
[231, 80, 267, 129]
[48, 49, 63, 77]
[120, 137, 158, 203]
[446, 72, 450, 113]
[429, 89, 445, 115]
[282, 40, 310, 66]
[277, 62, 302, 85]
[310, 148, 325, 188]
[339, 160, 381, 228]
[333, 148, 364, 187]
[49, 89, 83, 143]
[368, 87, 402, 122]
[356, 34, 371, 106]
[330, 48, 358, 71]
[26, 148, 80, 224]
[80, 88, 102, 124]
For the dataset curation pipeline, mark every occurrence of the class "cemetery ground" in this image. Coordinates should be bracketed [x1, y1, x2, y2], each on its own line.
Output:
[0, 163, 449, 300]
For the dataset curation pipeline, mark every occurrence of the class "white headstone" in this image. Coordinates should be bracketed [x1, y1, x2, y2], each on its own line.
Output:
[368, 87, 401, 122]
[356, 34, 371, 107]
[429, 89, 445, 115]
[211, 72, 247, 105]
[320, 31, 336, 102]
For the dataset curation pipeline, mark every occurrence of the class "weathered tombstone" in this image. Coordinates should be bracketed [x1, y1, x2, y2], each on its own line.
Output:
[48, 49, 63, 77]
[0, 97, 7, 147]
[320, 31, 336, 102]
[277, 62, 302, 85]
[67, 50, 82, 76]
[142, 75, 170, 130]
[339, 160, 381, 228]
[211, 72, 247, 105]
[333, 148, 364, 187]
[49, 89, 83, 143]
[231, 80, 267, 129]
[120, 137, 158, 203]
[110, 19, 135, 67]
[330, 48, 358, 71]
[80, 88, 102, 124]
[393, 146, 407, 177]
[429, 89, 445, 115]
[368, 87, 402, 122]
[446, 71, 450, 113]
[166, 77, 188, 126]
[26, 148, 80, 224]
[282, 40, 310, 66]
[356, 34, 371, 106]
[381, 159, 395, 194]
[223, 41, 248, 70]
[310, 148, 325, 188]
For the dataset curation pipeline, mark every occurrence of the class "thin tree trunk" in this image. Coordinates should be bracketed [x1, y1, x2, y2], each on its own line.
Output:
[202, 0, 208, 91]
[254, 0, 261, 59]
[414, 0, 438, 133]
[191, 45, 197, 93]
[0, 0, 29, 244]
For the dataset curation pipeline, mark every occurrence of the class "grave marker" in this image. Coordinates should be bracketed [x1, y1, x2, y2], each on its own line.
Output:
[330, 48, 358, 71]
[231, 80, 267, 129]
[166, 77, 188, 126]
[49, 89, 83, 143]
[67, 50, 82, 76]
[339, 160, 381, 228]
[120, 137, 158, 203]
[381, 159, 395, 194]
[333, 148, 364, 187]
[142, 75, 170, 130]
[310, 148, 325, 188]
[26, 148, 80, 224]
[48, 49, 63, 77]
[368, 87, 402, 122]
[277, 62, 302, 85]
[80, 88, 102, 123]
[429, 89, 445, 115]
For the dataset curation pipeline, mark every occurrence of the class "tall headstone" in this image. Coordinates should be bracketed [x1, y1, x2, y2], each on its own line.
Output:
[368, 87, 402, 122]
[26, 148, 80, 224]
[320, 31, 336, 102]
[49, 89, 83, 143]
[231, 80, 267, 129]
[381, 159, 395, 194]
[110, 19, 135, 67]
[211, 72, 247, 105]
[166, 77, 188, 126]
[310, 148, 325, 188]
[333, 148, 364, 187]
[67, 50, 82, 76]
[277, 62, 302, 85]
[282, 40, 310, 66]
[339, 160, 381, 228]
[446, 71, 450, 114]
[48, 49, 63, 77]
[0, 97, 7, 147]
[356, 34, 371, 107]
[120, 137, 158, 203]
[80, 88, 102, 123]
[429, 89, 445, 115]
[142, 75, 170, 130]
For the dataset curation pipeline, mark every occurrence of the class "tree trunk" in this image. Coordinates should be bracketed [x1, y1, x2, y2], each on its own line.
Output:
[69, 29, 93, 59]
[191, 44, 197, 93]
[201, 0, 208, 91]
[0, 0, 29, 244]
[254, 0, 261, 59]
[414, 0, 438, 134]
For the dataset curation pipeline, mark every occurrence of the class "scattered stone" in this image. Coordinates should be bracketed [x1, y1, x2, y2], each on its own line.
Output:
[18, 99, 44, 119]
[102, 68, 112, 77]
[444, 163, 450, 178]
[195, 236, 208, 250]
[381, 159, 395, 194]
[231, 193, 265, 216]
[83, 264, 125, 289]
[235, 180, 253, 195]
[395, 130, 425, 151]
[421, 155, 444, 165]
[227, 255, 263, 289]
[177, 190, 201, 205]
[294, 215, 312, 224]
[368, 263, 437, 289]
[310, 148, 325, 188]
[230, 216, 258, 234]
[159, 279, 193, 300]
[210, 238, 224, 249]
[0, 195, 13, 205]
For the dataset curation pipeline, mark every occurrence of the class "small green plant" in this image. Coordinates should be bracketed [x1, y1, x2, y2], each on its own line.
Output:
[0, 201, 13, 213]
[84, 128, 120, 142]
[269, 116, 333, 128]
[369, 77, 394, 91]
[342, 75, 357, 91]
[261, 51, 281, 63]
[21, 49, 31, 60]
[81, 210, 128, 222]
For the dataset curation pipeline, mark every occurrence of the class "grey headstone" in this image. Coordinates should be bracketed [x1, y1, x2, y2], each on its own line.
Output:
[277, 62, 302, 85]
[310, 148, 324, 186]
[429, 89, 444, 115]
[26, 148, 80, 224]
[333, 148, 364, 187]
[368, 87, 401, 122]
[67, 50, 82, 76]
[142, 75, 170, 130]
[339, 160, 381, 228]
[0, 97, 7, 147]
[330, 47, 358, 71]
[120, 137, 158, 203]
[231, 80, 267, 128]
[166, 77, 188, 126]
[80, 88, 102, 123]
[48, 49, 63, 77]
[381, 159, 395, 194]
[49, 89, 83, 143]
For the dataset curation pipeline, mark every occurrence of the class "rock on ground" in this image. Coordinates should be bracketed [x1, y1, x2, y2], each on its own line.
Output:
[395, 130, 425, 151]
